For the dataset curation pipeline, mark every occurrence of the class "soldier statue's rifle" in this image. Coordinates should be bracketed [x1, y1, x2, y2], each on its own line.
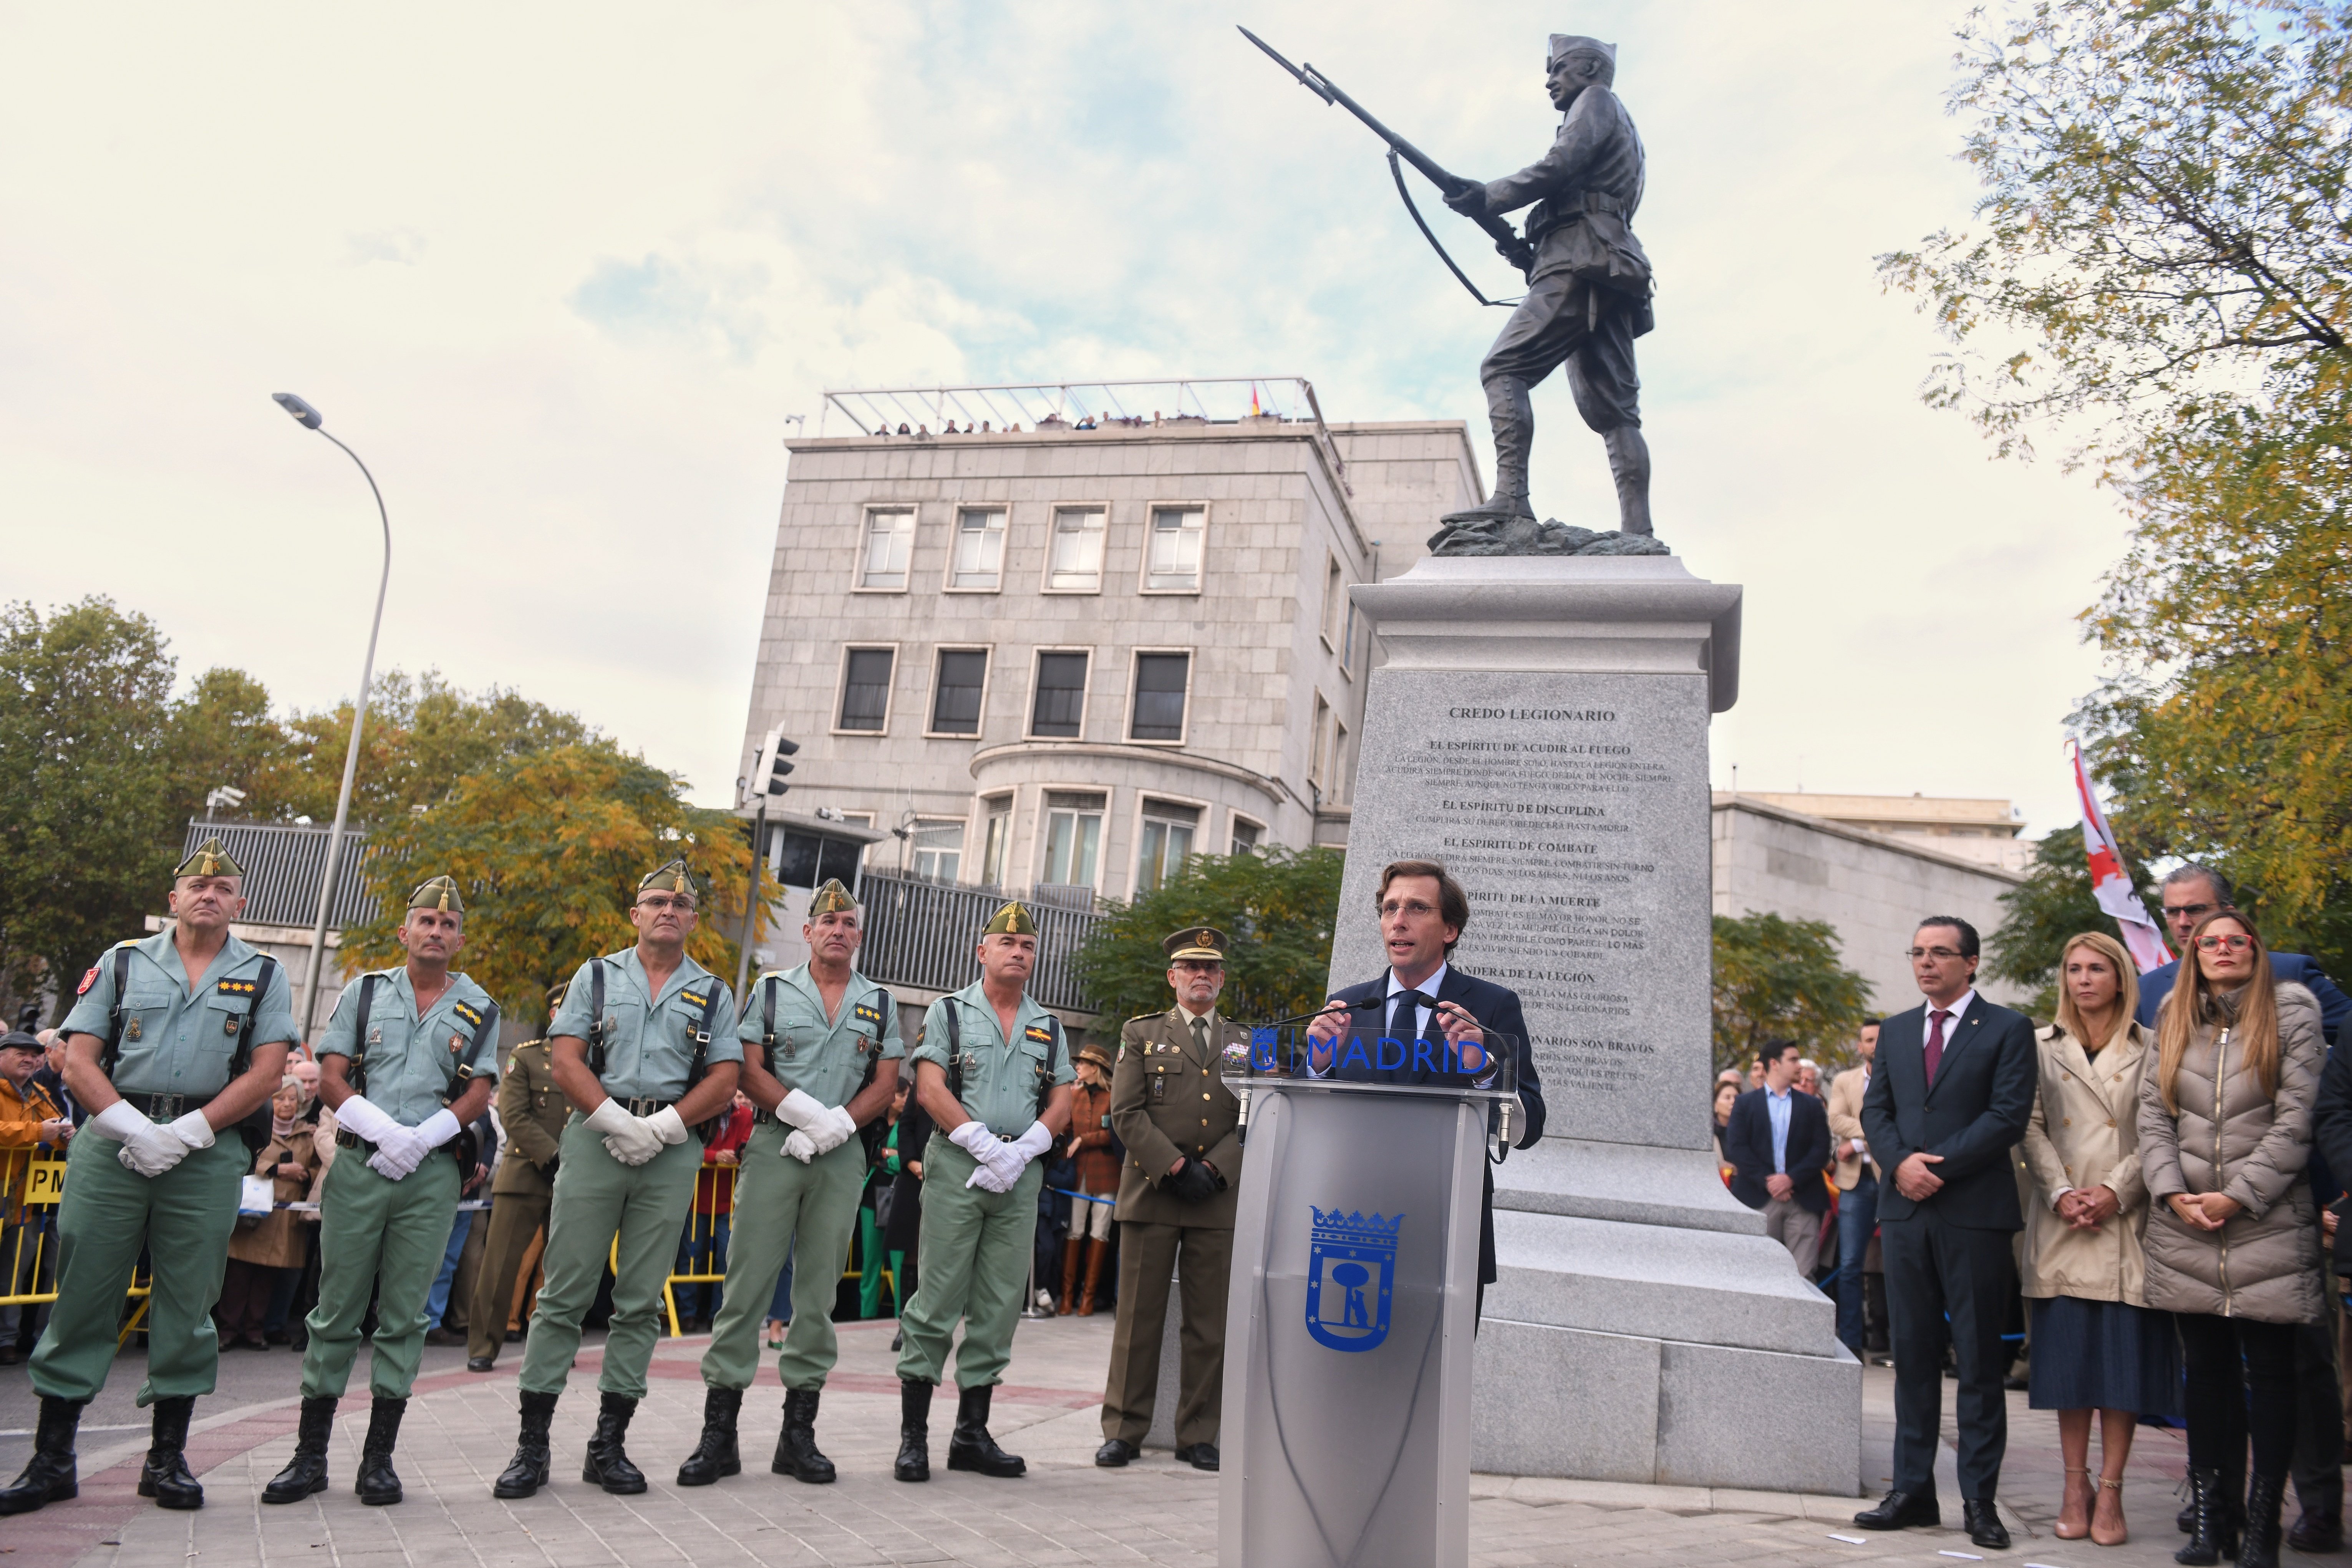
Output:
[1239, 26, 1532, 307]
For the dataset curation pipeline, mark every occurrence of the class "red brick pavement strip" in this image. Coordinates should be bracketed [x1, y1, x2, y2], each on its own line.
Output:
[0, 1344, 1103, 1568]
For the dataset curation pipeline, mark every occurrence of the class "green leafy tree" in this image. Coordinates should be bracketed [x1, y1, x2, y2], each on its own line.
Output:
[170, 666, 292, 823]
[1883, 0, 2352, 978]
[1984, 831, 2165, 1020]
[1074, 847, 1343, 1030]
[339, 743, 759, 1026]
[1710, 912, 1873, 1077]
[0, 598, 184, 1016]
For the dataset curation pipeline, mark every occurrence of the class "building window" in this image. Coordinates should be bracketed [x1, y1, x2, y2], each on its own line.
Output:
[910, 819, 964, 882]
[1129, 651, 1190, 742]
[1331, 717, 1351, 802]
[1144, 506, 1205, 592]
[1341, 595, 1358, 674]
[1321, 557, 1344, 650]
[859, 508, 915, 590]
[837, 647, 895, 732]
[1045, 507, 1106, 592]
[947, 506, 1007, 590]
[1135, 799, 1200, 893]
[1041, 791, 1105, 888]
[1030, 651, 1089, 738]
[980, 796, 1012, 886]
[1230, 816, 1263, 856]
[1308, 693, 1331, 797]
[779, 830, 865, 890]
[929, 648, 987, 736]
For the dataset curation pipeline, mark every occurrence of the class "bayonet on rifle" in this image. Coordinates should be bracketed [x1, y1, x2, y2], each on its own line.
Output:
[1238, 25, 1534, 292]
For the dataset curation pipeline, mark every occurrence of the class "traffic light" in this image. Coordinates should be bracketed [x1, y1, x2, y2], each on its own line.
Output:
[752, 729, 798, 799]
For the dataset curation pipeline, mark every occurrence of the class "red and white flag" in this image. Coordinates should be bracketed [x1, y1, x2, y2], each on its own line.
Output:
[2069, 741, 2173, 973]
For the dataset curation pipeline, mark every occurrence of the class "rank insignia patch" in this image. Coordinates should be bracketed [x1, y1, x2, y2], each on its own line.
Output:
[1023, 1025, 1054, 1045]
[452, 1001, 483, 1028]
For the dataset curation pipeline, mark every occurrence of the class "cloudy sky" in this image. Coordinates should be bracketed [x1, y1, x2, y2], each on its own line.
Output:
[2, 1, 2125, 835]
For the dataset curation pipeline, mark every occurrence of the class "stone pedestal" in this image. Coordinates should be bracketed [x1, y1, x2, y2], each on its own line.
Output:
[1333, 554, 1861, 1497]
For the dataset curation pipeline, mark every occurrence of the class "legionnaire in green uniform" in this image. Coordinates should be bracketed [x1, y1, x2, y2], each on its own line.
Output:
[0, 838, 297, 1517]
[676, 879, 904, 1488]
[263, 875, 500, 1507]
[1095, 926, 1248, 1473]
[464, 981, 573, 1372]
[492, 859, 742, 1500]
[891, 902, 1075, 1483]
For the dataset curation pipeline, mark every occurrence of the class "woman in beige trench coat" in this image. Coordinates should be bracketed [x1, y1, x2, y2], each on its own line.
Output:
[2019, 931, 2179, 1547]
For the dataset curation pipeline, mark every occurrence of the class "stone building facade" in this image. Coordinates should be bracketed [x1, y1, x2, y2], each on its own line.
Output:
[737, 393, 1481, 906]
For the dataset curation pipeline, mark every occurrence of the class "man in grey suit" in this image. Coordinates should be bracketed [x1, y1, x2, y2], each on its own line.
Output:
[1855, 916, 2037, 1551]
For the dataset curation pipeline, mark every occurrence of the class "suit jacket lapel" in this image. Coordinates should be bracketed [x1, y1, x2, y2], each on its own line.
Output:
[1924, 996, 1990, 1101]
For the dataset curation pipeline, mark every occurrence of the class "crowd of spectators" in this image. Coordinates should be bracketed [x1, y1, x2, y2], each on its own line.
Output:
[1716, 864, 2352, 1561]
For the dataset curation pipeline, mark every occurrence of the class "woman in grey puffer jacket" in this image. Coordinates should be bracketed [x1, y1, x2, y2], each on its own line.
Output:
[2138, 909, 2325, 1568]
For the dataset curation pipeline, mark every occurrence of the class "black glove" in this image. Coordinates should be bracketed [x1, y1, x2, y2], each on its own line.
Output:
[1171, 1159, 1221, 1203]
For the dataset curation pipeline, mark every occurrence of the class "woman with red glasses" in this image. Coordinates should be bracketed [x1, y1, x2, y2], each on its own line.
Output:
[2140, 909, 2327, 1568]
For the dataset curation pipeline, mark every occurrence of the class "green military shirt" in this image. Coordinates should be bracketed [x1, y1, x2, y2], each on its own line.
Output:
[740, 964, 905, 1107]
[548, 947, 741, 1101]
[315, 966, 501, 1126]
[60, 930, 300, 1097]
[912, 980, 1074, 1139]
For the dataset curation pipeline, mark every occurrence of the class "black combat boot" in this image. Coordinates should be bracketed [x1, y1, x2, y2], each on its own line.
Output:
[2176, 1466, 2242, 1566]
[2241, 1472, 2288, 1568]
[0, 1396, 85, 1515]
[945, 1384, 1025, 1478]
[138, 1395, 204, 1509]
[773, 1387, 835, 1483]
[355, 1396, 406, 1505]
[581, 1391, 646, 1494]
[893, 1378, 932, 1482]
[675, 1386, 743, 1486]
[262, 1395, 337, 1503]
[492, 1390, 559, 1499]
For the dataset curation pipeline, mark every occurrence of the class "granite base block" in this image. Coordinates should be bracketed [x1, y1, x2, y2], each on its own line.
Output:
[1493, 1139, 1765, 1236]
[1470, 1320, 1861, 1496]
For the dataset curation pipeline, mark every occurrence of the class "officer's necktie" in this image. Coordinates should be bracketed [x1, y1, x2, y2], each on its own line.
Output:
[1924, 1009, 1951, 1087]
[1190, 1015, 1208, 1066]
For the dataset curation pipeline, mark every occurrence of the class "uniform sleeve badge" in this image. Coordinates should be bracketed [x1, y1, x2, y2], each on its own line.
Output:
[76, 965, 99, 996]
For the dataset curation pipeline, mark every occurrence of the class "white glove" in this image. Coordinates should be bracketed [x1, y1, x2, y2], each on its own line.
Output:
[90, 1100, 152, 1144]
[586, 1099, 661, 1166]
[116, 1119, 187, 1177]
[367, 1129, 428, 1180]
[807, 1104, 858, 1156]
[783, 1129, 817, 1163]
[414, 1108, 463, 1149]
[643, 1106, 689, 1146]
[776, 1089, 827, 1129]
[965, 1157, 1014, 1193]
[333, 1094, 403, 1146]
[948, 1119, 1007, 1165]
[1009, 1120, 1054, 1162]
[166, 1111, 216, 1152]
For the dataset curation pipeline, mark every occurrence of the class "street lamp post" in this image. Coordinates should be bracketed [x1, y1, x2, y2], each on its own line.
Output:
[273, 392, 392, 1044]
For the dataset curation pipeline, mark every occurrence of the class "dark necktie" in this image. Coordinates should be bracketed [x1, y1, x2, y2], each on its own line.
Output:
[1190, 1015, 1208, 1066]
[1924, 1009, 1951, 1086]
[1391, 990, 1429, 1046]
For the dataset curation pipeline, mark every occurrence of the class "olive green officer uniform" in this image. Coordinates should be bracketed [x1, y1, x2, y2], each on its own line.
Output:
[1101, 990, 1247, 1450]
[894, 978, 1074, 1391]
[704, 963, 903, 1393]
[302, 963, 499, 1400]
[36, 927, 298, 1405]
[518, 946, 739, 1401]
[465, 1017, 571, 1366]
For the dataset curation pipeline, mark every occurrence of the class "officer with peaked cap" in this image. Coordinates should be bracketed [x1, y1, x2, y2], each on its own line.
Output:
[676, 878, 904, 1488]
[0, 837, 298, 1517]
[492, 858, 741, 1500]
[262, 875, 501, 1507]
[1095, 926, 1249, 1472]
[890, 900, 1075, 1482]
[1437, 33, 1654, 540]
[464, 980, 575, 1372]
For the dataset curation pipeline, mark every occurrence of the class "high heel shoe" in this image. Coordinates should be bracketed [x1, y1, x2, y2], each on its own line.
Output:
[2056, 1466, 2093, 1539]
[2091, 1476, 2129, 1548]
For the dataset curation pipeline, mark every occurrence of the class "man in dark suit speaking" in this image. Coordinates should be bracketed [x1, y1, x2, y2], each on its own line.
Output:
[1303, 859, 1548, 1320]
[1855, 915, 2037, 1551]
[1722, 1039, 1831, 1271]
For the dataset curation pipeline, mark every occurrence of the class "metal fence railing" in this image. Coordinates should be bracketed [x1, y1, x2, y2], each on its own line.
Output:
[179, 819, 381, 928]
[856, 869, 1104, 1014]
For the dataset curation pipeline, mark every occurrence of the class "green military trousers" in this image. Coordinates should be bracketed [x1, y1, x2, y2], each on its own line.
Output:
[30, 1126, 243, 1406]
[517, 1117, 699, 1401]
[465, 1191, 549, 1364]
[299, 1148, 462, 1400]
[702, 1119, 864, 1392]
[893, 1134, 1044, 1391]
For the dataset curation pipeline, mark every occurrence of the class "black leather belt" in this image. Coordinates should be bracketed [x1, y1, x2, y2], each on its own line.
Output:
[118, 1091, 213, 1121]
[615, 1097, 676, 1117]
[336, 1127, 464, 1161]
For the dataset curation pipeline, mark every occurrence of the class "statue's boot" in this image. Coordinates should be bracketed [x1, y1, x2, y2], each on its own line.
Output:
[1604, 424, 1653, 536]
[1432, 371, 1537, 545]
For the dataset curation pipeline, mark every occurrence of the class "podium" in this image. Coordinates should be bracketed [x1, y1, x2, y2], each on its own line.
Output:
[1217, 1028, 1520, 1568]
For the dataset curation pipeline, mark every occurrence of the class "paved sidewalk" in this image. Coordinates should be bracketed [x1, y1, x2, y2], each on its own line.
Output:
[2, 1314, 2229, 1567]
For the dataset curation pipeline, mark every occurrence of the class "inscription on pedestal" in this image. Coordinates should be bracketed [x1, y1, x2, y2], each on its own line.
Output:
[1330, 669, 1713, 1151]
